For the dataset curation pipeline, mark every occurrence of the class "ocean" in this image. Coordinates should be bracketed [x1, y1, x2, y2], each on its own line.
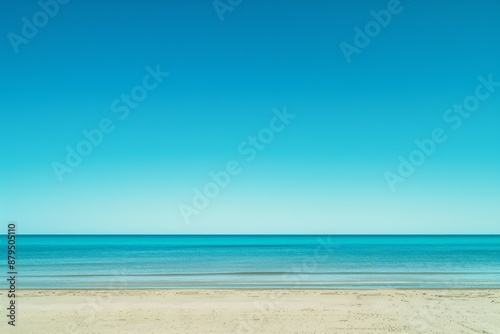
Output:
[7, 235, 500, 289]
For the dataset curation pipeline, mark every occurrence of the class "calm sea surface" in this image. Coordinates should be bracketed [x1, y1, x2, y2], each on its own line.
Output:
[5, 235, 500, 289]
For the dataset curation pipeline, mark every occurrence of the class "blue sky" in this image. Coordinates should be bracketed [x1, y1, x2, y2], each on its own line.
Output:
[1, 0, 499, 234]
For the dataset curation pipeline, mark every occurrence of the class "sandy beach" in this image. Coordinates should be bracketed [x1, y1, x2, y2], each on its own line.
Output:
[1, 289, 499, 333]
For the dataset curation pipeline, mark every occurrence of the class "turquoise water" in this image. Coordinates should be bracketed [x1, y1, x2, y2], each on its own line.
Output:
[5, 235, 500, 289]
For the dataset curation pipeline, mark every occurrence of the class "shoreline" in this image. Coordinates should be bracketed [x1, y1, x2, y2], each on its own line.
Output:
[2, 289, 499, 333]
[9, 287, 500, 290]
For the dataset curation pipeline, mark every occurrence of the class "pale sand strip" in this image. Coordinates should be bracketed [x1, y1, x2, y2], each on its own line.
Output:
[1, 289, 499, 333]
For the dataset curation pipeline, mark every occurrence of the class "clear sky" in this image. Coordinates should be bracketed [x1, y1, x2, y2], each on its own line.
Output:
[1, 0, 499, 234]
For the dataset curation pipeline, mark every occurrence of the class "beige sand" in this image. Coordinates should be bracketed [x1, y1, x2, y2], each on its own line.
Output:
[1, 289, 499, 333]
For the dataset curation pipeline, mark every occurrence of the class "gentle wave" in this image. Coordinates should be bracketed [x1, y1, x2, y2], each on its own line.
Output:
[18, 271, 500, 278]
